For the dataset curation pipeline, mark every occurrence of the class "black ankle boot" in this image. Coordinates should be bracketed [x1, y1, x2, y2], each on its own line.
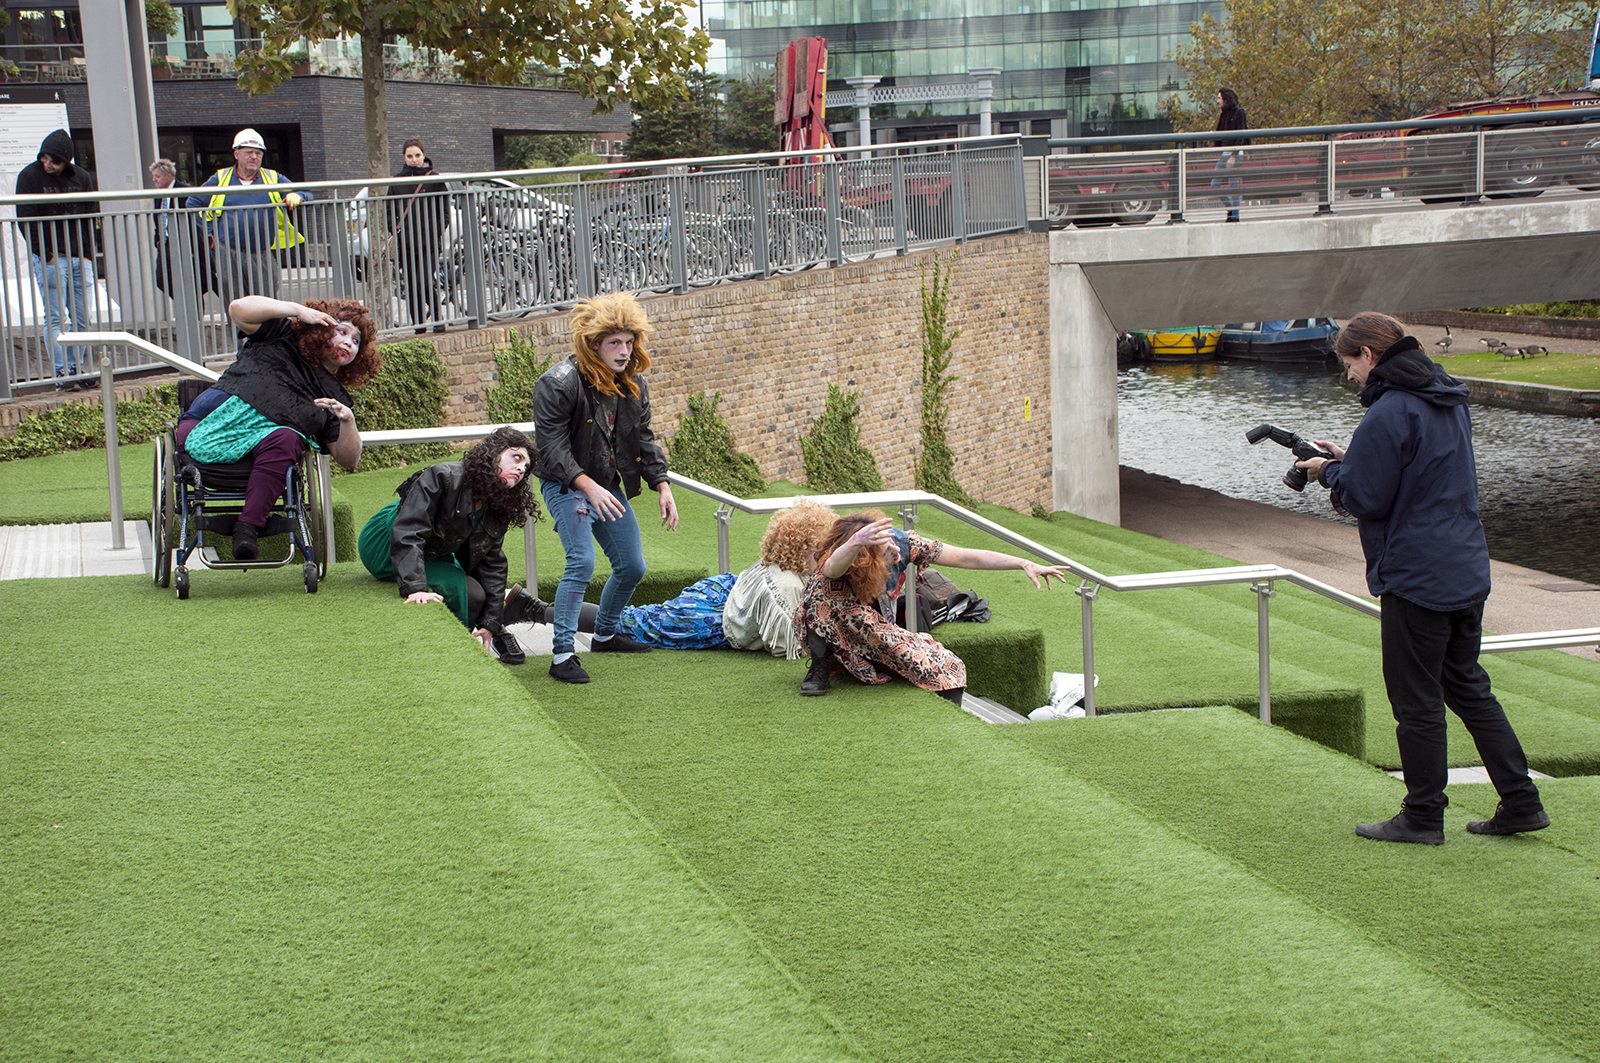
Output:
[232, 520, 260, 561]
[801, 627, 832, 696]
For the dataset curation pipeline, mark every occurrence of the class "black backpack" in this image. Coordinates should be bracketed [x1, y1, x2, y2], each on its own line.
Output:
[894, 568, 990, 630]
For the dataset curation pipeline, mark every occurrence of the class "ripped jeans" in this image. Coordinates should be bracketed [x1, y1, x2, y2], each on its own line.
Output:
[540, 477, 648, 655]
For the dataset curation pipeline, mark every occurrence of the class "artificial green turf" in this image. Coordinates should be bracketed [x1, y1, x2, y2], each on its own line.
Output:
[523, 668, 1596, 1062]
[0, 570, 863, 1062]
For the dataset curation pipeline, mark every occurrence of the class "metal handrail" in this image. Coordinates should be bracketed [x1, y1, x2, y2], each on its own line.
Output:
[67, 331, 1600, 719]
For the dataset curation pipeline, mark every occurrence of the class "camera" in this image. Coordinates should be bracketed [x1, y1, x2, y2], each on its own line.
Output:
[1245, 423, 1336, 492]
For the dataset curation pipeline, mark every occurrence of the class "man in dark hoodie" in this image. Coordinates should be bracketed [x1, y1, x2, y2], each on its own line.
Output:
[14, 129, 98, 389]
[1298, 311, 1548, 845]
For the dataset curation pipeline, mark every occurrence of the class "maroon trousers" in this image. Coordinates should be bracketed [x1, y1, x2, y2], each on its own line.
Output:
[174, 417, 305, 528]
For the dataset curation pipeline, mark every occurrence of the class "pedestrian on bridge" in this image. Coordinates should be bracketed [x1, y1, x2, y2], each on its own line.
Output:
[1297, 311, 1549, 845]
[1212, 87, 1250, 222]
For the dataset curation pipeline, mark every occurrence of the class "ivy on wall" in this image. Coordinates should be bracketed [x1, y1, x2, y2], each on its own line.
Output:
[346, 339, 455, 472]
[484, 328, 556, 424]
[666, 390, 766, 496]
[801, 383, 883, 494]
[914, 250, 973, 508]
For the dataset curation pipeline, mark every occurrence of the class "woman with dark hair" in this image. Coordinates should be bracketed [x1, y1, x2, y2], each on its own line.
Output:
[358, 426, 540, 665]
[386, 136, 449, 332]
[793, 511, 1068, 701]
[176, 295, 380, 560]
[1296, 312, 1547, 844]
[1212, 87, 1250, 222]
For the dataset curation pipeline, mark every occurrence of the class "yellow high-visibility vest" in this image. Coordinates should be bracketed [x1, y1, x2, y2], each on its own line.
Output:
[202, 167, 303, 249]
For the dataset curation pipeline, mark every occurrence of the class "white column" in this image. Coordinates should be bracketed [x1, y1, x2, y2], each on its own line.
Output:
[968, 67, 1001, 137]
[1050, 260, 1121, 524]
[844, 76, 881, 152]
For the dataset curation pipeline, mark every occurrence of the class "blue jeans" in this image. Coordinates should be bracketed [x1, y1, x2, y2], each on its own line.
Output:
[541, 478, 648, 655]
[1211, 152, 1242, 217]
[31, 254, 95, 376]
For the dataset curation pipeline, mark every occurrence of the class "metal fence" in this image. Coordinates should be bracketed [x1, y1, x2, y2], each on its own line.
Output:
[2, 136, 1029, 397]
[1045, 107, 1600, 226]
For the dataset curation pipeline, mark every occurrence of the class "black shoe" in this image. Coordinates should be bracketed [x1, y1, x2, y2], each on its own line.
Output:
[801, 626, 832, 696]
[549, 656, 590, 683]
[502, 584, 548, 626]
[1466, 802, 1550, 836]
[75, 376, 97, 391]
[232, 520, 260, 561]
[491, 630, 525, 666]
[54, 376, 75, 391]
[590, 632, 653, 653]
[1355, 813, 1444, 845]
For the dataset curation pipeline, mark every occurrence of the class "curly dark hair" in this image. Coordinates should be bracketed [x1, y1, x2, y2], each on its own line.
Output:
[290, 297, 382, 388]
[815, 510, 891, 604]
[463, 426, 541, 528]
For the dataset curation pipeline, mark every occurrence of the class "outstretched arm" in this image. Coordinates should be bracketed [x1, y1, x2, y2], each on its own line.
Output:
[820, 518, 895, 579]
[228, 296, 336, 335]
[933, 544, 1071, 589]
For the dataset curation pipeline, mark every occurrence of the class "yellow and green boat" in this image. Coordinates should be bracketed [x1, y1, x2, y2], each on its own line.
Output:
[1130, 327, 1222, 362]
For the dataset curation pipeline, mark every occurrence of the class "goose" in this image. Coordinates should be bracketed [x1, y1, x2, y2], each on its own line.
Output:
[1434, 325, 1453, 353]
[1480, 336, 1507, 353]
[1516, 344, 1548, 357]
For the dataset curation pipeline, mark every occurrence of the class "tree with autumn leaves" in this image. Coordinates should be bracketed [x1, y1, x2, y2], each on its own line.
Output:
[227, 0, 711, 177]
[1167, 0, 1594, 133]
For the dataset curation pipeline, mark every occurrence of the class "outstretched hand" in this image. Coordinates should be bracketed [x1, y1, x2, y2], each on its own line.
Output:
[1021, 561, 1071, 589]
[404, 591, 445, 605]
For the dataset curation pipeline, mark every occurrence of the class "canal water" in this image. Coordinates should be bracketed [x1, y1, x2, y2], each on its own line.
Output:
[1117, 360, 1600, 586]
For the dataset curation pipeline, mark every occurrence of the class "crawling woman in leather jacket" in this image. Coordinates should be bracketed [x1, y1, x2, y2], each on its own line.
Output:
[357, 426, 540, 665]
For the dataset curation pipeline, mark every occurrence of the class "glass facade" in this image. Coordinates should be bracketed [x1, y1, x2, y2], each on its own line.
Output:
[702, 0, 1221, 135]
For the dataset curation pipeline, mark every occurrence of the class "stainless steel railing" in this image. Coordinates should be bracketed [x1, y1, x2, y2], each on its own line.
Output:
[8, 136, 1028, 396]
[67, 330, 1600, 720]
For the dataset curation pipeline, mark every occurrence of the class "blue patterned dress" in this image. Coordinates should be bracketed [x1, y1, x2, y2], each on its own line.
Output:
[615, 572, 739, 649]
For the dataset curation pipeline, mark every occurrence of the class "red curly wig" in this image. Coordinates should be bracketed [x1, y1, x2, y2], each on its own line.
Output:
[815, 510, 891, 604]
[291, 297, 382, 388]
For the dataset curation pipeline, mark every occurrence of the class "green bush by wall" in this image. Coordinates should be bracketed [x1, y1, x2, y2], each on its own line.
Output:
[484, 328, 556, 423]
[347, 340, 456, 473]
[801, 383, 883, 494]
[667, 391, 766, 495]
[0, 383, 180, 461]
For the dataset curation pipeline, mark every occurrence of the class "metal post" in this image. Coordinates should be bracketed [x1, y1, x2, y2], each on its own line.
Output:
[669, 172, 689, 293]
[749, 169, 771, 279]
[1473, 127, 1487, 200]
[1317, 137, 1335, 215]
[891, 154, 909, 254]
[714, 504, 733, 574]
[899, 504, 918, 635]
[319, 453, 336, 565]
[100, 354, 124, 550]
[461, 193, 487, 328]
[523, 519, 537, 592]
[572, 182, 595, 298]
[1076, 581, 1099, 716]
[844, 76, 880, 155]
[1012, 142, 1029, 232]
[1252, 580, 1276, 722]
[951, 149, 967, 243]
[824, 157, 842, 266]
[1172, 147, 1188, 223]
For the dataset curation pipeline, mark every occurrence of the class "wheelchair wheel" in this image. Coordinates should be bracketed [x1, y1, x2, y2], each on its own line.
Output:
[303, 452, 330, 579]
[151, 431, 175, 588]
[304, 560, 319, 594]
[175, 565, 190, 600]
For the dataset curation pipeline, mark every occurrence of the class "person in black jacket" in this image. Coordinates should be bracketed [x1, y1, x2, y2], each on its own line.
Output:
[14, 129, 98, 389]
[1297, 312, 1548, 845]
[357, 427, 539, 665]
[1211, 87, 1250, 222]
[176, 296, 379, 560]
[385, 137, 450, 333]
[534, 292, 677, 684]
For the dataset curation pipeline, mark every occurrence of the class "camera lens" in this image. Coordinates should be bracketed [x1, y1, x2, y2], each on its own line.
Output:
[1282, 465, 1309, 492]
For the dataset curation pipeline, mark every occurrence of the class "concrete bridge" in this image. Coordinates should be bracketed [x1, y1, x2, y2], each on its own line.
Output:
[1049, 197, 1600, 525]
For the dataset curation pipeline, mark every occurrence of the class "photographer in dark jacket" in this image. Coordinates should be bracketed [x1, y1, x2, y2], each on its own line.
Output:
[385, 137, 450, 332]
[358, 427, 539, 665]
[15, 129, 98, 388]
[1298, 311, 1548, 845]
[1212, 87, 1250, 222]
[534, 292, 676, 684]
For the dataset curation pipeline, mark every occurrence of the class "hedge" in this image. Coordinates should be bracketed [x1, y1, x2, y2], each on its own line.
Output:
[1097, 689, 1368, 760]
[936, 617, 1048, 713]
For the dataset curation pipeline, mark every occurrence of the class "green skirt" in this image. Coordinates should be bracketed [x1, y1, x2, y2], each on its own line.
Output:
[359, 498, 471, 628]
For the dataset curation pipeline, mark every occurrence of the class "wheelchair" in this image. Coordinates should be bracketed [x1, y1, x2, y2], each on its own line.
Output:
[151, 380, 331, 599]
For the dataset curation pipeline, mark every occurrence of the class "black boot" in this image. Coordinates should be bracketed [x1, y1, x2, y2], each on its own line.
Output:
[801, 627, 832, 696]
[232, 520, 260, 561]
[502, 584, 548, 626]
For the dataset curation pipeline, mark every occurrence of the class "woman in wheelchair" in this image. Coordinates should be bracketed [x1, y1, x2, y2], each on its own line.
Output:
[175, 296, 380, 560]
[358, 427, 541, 666]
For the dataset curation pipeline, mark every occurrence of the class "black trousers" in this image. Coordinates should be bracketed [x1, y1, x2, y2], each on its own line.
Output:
[1380, 594, 1542, 828]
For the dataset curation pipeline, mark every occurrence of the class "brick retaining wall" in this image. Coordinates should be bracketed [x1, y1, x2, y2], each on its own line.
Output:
[1398, 310, 1600, 342]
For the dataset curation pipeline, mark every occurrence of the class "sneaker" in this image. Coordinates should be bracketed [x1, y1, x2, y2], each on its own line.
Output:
[54, 376, 75, 391]
[800, 655, 831, 696]
[502, 584, 548, 626]
[75, 376, 98, 391]
[1466, 802, 1550, 836]
[490, 630, 525, 666]
[232, 520, 260, 561]
[1355, 813, 1444, 845]
[549, 656, 590, 683]
[590, 632, 653, 653]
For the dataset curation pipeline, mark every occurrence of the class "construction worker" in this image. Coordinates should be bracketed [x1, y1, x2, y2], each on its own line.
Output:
[186, 128, 312, 305]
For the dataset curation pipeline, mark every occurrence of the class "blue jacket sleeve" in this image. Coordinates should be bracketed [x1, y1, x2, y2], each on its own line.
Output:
[1326, 398, 1410, 521]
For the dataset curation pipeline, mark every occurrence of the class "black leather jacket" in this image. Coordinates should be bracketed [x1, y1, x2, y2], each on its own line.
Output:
[532, 356, 668, 498]
[389, 462, 509, 631]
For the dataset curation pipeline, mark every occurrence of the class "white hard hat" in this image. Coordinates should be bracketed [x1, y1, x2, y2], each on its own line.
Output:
[232, 128, 265, 151]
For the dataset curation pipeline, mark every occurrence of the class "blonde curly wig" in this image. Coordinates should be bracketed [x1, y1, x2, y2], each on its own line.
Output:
[758, 497, 836, 574]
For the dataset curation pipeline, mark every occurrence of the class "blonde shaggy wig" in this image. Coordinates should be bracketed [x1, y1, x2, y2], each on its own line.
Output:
[570, 291, 653, 398]
[758, 498, 836, 574]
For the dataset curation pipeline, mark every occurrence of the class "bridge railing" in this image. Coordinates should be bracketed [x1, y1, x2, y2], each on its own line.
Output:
[66, 329, 1600, 719]
[1046, 107, 1600, 226]
[5, 135, 1028, 397]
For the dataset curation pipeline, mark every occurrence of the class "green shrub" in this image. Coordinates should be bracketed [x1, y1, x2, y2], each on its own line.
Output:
[801, 384, 883, 494]
[0, 383, 180, 461]
[485, 327, 555, 423]
[666, 391, 765, 495]
[1467, 301, 1600, 318]
[936, 618, 1047, 712]
[1030, 502, 1054, 522]
[1099, 689, 1367, 760]
[348, 339, 456, 473]
[915, 250, 973, 508]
